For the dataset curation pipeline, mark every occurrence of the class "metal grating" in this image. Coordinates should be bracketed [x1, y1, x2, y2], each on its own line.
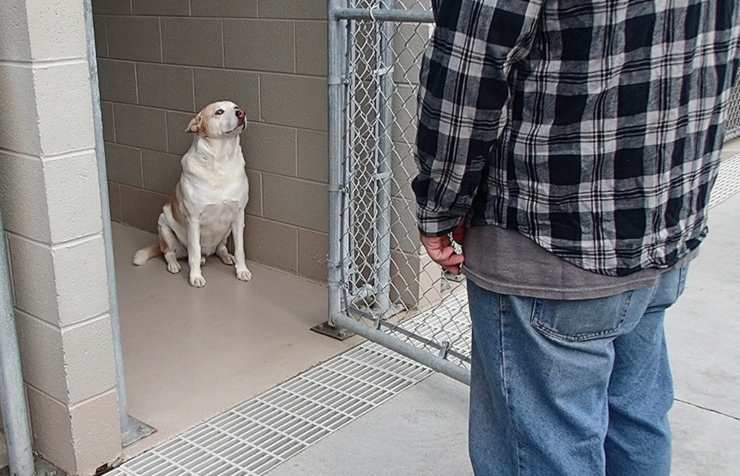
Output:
[710, 154, 740, 208]
[105, 341, 433, 476]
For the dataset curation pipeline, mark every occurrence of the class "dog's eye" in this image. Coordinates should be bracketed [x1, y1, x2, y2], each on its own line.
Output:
[215, 109, 224, 115]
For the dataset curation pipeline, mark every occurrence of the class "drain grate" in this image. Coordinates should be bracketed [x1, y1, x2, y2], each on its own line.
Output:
[106, 342, 433, 476]
[710, 154, 740, 208]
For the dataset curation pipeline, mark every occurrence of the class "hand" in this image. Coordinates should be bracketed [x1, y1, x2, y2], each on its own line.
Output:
[420, 223, 466, 275]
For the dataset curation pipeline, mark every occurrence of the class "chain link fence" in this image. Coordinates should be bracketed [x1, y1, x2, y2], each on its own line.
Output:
[726, 79, 740, 141]
[327, 1, 471, 384]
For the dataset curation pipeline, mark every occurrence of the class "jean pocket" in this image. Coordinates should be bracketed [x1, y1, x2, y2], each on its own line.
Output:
[529, 292, 634, 343]
[648, 266, 690, 312]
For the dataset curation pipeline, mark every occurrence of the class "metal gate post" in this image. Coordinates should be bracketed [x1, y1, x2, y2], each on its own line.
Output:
[321, 0, 352, 340]
[0, 212, 35, 476]
[373, 0, 395, 317]
[83, 0, 154, 445]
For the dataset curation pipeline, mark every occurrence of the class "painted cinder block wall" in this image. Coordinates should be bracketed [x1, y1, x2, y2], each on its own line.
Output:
[92, 0, 330, 281]
[0, 0, 122, 474]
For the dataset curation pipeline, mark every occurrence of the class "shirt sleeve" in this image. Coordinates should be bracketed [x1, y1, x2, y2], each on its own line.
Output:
[413, 0, 543, 236]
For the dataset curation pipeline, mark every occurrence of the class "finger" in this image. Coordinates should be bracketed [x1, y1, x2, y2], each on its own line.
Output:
[437, 254, 464, 267]
[422, 236, 450, 252]
[443, 264, 462, 275]
[427, 245, 454, 262]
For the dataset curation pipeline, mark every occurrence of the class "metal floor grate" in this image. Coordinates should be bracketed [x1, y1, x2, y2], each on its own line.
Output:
[710, 154, 740, 208]
[106, 342, 433, 476]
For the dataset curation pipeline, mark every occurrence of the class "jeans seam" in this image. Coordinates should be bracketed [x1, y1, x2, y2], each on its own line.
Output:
[499, 296, 524, 476]
[675, 267, 688, 302]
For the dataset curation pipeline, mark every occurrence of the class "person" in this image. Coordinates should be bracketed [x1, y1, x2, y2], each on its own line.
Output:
[413, 1, 740, 475]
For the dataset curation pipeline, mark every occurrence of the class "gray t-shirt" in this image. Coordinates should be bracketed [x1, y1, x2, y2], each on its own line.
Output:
[463, 226, 693, 300]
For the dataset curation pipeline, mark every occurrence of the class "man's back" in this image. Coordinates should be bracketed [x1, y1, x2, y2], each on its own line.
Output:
[415, 0, 740, 275]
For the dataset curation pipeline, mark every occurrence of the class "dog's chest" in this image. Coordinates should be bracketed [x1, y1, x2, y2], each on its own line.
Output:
[201, 200, 241, 226]
[198, 199, 243, 254]
[183, 162, 249, 209]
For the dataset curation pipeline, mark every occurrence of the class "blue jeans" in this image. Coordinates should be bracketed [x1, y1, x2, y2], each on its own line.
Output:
[467, 267, 689, 476]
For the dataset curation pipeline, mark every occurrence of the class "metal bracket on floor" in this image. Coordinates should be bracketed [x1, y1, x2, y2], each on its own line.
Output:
[122, 415, 156, 447]
[311, 321, 355, 341]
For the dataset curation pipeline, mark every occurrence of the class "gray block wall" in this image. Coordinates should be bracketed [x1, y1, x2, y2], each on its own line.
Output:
[93, 0, 329, 281]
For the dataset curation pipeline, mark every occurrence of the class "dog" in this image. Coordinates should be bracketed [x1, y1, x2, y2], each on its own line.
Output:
[132, 100, 252, 288]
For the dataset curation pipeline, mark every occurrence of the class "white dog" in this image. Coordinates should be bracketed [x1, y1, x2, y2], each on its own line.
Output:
[133, 100, 252, 288]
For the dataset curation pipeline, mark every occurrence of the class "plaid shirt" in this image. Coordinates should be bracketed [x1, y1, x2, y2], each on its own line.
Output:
[414, 0, 740, 276]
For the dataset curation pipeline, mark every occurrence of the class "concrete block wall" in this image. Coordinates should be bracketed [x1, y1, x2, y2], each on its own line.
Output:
[0, 0, 122, 474]
[388, 17, 439, 309]
[93, 0, 330, 281]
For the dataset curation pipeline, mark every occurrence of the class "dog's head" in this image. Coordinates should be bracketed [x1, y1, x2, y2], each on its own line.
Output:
[186, 100, 247, 138]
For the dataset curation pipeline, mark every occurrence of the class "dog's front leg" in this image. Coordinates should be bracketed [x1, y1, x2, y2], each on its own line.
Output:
[187, 219, 206, 287]
[232, 210, 252, 281]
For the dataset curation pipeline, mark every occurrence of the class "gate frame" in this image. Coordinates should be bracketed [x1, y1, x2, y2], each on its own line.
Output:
[326, 2, 470, 386]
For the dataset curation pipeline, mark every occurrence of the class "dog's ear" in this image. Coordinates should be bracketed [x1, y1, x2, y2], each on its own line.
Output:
[186, 113, 204, 134]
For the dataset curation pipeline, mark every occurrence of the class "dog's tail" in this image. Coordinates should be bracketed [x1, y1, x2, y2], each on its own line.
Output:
[133, 244, 162, 266]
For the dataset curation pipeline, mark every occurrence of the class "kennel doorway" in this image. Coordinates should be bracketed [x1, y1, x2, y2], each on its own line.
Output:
[89, 0, 353, 456]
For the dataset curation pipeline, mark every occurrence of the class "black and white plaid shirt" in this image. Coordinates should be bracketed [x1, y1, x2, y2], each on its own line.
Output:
[414, 0, 740, 276]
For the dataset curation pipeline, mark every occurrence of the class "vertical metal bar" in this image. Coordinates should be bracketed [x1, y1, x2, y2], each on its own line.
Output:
[0, 212, 35, 476]
[328, 0, 348, 326]
[82, 0, 134, 442]
[344, 16, 357, 303]
[374, 0, 394, 316]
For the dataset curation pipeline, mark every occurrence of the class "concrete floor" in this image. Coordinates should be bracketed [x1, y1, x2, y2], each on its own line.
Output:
[112, 224, 360, 458]
[270, 180, 740, 475]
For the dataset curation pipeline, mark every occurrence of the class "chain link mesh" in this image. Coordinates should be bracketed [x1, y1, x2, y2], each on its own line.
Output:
[338, 1, 471, 369]
[726, 79, 740, 141]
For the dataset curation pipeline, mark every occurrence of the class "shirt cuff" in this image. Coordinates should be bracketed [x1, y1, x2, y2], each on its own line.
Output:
[416, 205, 464, 237]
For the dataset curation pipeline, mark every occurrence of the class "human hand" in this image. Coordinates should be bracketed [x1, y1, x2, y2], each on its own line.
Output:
[419, 223, 466, 275]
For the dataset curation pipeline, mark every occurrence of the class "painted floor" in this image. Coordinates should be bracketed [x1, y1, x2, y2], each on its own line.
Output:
[112, 223, 360, 458]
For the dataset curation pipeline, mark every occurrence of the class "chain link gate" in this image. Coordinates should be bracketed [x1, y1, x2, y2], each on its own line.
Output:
[327, 0, 471, 385]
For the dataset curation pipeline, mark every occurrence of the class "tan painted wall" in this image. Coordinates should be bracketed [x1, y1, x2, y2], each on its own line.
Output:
[0, 0, 122, 474]
[93, 0, 330, 281]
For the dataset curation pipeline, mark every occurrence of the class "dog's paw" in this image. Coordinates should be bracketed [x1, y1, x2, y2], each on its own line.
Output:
[189, 273, 207, 288]
[236, 267, 252, 282]
[219, 253, 235, 266]
[167, 262, 181, 274]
